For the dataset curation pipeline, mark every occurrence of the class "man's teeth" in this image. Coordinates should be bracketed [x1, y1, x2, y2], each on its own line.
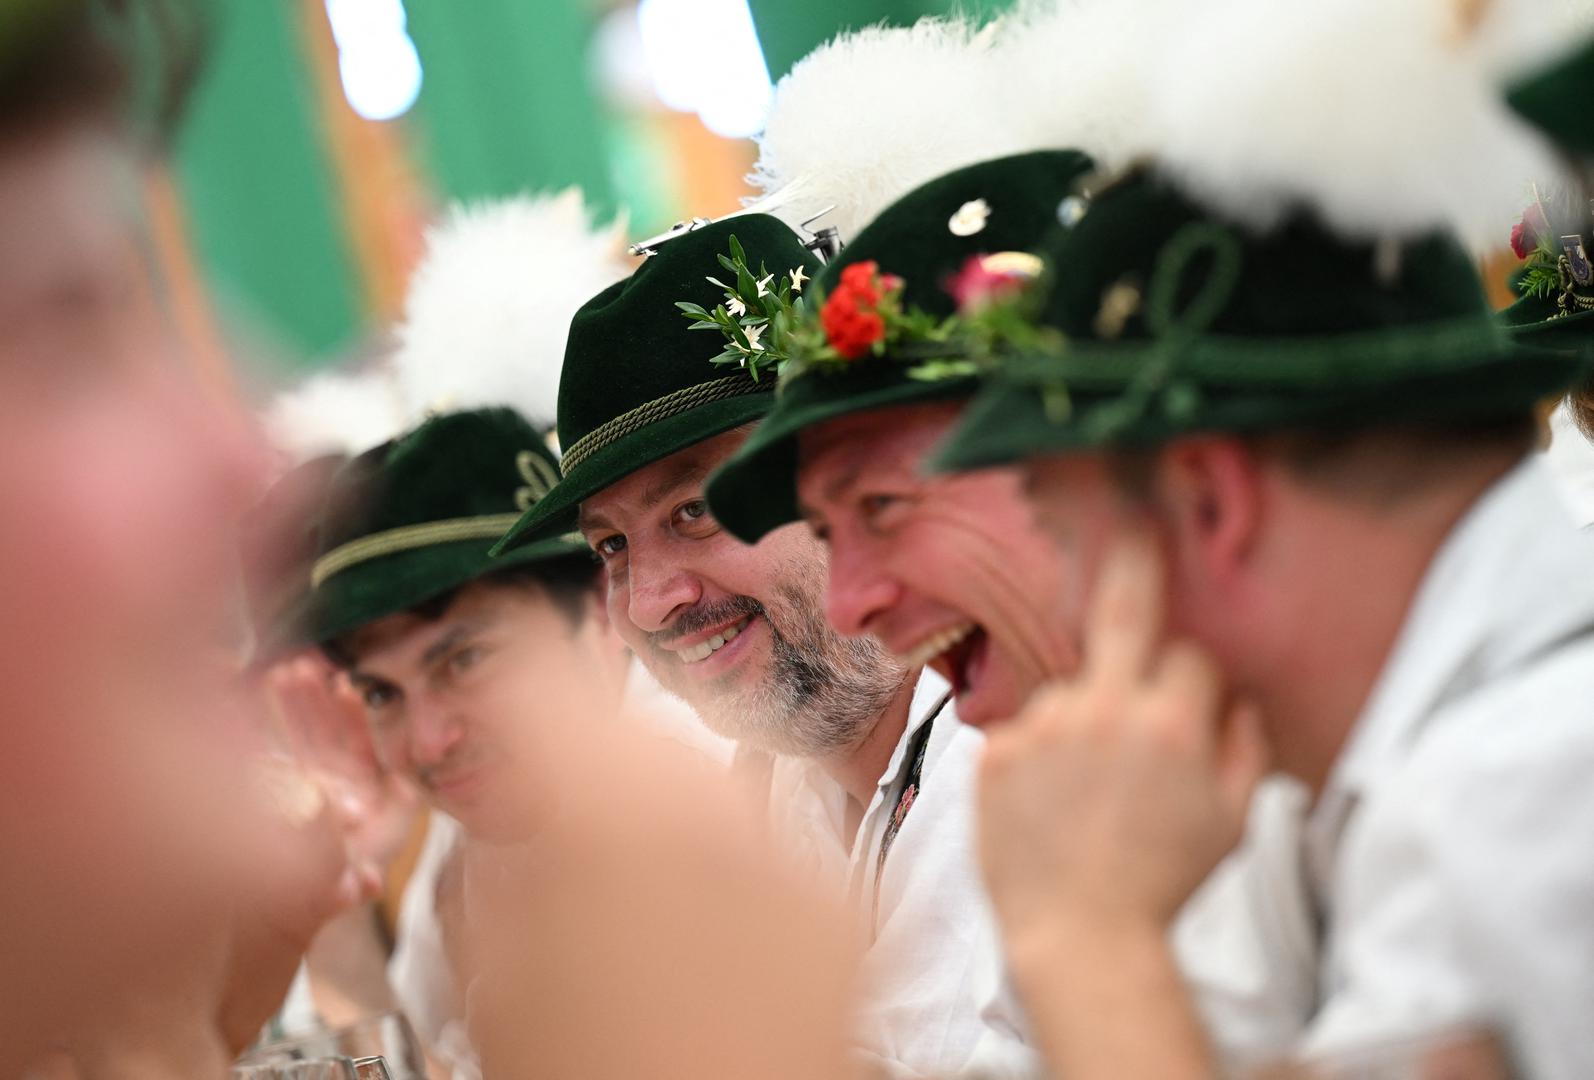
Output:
[898, 623, 975, 669]
[679, 617, 750, 663]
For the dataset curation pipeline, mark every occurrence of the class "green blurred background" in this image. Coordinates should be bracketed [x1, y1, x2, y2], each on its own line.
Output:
[163, 0, 1013, 378]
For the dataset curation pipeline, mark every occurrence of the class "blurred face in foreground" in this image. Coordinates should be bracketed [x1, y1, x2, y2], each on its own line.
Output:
[797, 402, 1078, 727]
[341, 577, 622, 842]
[0, 123, 279, 1064]
[579, 428, 908, 757]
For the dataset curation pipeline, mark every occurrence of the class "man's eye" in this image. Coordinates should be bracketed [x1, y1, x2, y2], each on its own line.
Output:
[673, 499, 718, 537]
[448, 645, 484, 675]
[362, 684, 398, 711]
[593, 534, 627, 558]
[861, 493, 900, 517]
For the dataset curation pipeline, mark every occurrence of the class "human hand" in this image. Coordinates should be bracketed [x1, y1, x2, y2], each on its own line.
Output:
[976, 531, 1268, 952]
[266, 652, 419, 877]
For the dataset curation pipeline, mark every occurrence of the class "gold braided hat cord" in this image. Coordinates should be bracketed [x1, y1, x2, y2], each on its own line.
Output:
[558, 374, 763, 477]
[311, 514, 523, 589]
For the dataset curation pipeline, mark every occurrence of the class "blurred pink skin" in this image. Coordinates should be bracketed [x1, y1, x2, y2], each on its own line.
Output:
[265, 651, 420, 873]
[0, 125, 328, 1069]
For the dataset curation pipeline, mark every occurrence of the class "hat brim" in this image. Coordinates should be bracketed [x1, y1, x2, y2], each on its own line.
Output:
[1507, 34, 1594, 158]
[706, 373, 978, 544]
[930, 339, 1591, 472]
[1501, 292, 1594, 350]
[306, 533, 591, 647]
[493, 391, 776, 554]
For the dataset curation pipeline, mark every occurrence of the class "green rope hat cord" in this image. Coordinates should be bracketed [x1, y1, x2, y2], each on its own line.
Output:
[1065, 222, 1243, 441]
[558, 373, 763, 477]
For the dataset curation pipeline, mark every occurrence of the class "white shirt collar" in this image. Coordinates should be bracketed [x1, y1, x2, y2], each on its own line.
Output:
[1326, 456, 1594, 800]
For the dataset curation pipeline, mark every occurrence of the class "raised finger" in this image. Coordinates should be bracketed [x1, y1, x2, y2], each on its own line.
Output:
[1147, 639, 1223, 750]
[1216, 698, 1270, 824]
[1081, 528, 1166, 687]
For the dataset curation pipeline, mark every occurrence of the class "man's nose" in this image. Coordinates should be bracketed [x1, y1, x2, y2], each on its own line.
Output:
[408, 695, 467, 770]
[625, 542, 703, 635]
[825, 536, 901, 638]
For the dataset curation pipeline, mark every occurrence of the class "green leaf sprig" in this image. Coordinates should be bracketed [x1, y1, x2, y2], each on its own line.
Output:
[674, 233, 810, 382]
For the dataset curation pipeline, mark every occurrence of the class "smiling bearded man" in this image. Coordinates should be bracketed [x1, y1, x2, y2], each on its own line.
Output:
[493, 212, 1037, 1078]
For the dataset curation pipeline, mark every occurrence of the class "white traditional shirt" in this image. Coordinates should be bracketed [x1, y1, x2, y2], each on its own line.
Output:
[1542, 401, 1594, 527]
[1233, 458, 1594, 1077]
[390, 812, 479, 1080]
[756, 673, 1319, 1079]
[756, 671, 1040, 1079]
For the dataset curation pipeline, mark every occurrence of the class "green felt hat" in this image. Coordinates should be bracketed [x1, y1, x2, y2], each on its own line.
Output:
[703, 149, 1097, 543]
[931, 169, 1590, 472]
[1507, 33, 1594, 160]
[305, 407, 591, 646]
[1497, 196, 1594, 353]
[1500, 285, 1594, 351]
[492, 213, 821, 552]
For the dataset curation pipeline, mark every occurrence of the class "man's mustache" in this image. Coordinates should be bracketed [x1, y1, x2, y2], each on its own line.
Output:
[650, 596, 765, 647]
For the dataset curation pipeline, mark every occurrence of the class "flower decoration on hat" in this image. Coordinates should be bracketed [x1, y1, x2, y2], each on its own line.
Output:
[674, 232, 812, 382]
[679, 236, 1057, 387]
[821, 261, 903, 360]
[1512, 195, 1594, 320]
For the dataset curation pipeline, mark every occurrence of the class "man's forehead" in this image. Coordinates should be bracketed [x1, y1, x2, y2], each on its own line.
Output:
[578, 432, 747, 529]
[797, 408, 960, 506]
[346, 591, 504, 671]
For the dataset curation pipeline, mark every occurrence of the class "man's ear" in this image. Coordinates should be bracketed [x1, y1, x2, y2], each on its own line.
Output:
[1153, 437, 1264, 586]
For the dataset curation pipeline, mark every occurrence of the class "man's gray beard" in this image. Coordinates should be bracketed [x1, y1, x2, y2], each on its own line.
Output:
[646, 584, 909, 759]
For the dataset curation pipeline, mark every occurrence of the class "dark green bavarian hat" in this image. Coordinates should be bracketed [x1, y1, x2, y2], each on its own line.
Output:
[492, 213, 821, 552]
[702, 149, 1097, 543]
[305, 407, 591, 646]
[930, 168, 1591, 473]
[1507, 32, 1594, 160]
[1497, 36, 1594, 353]
[1500, 256, 1594, 352]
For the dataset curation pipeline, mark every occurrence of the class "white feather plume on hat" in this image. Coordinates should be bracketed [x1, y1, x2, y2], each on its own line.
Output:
[1142, 0, 1570, 249]
[984, 0, 1181, 173]
[391, 188, 631, 427]
[263, 364, 406, 463]
[747, 15, 1031, 243]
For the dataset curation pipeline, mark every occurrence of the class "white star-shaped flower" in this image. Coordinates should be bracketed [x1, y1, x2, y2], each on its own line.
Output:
[726, 296, 747, 317]
[756, 274, 774, 298]
[789, 265, 808, 292]
[743, 322, 767, 351]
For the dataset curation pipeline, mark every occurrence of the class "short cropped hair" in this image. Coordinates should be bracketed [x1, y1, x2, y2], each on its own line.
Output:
[322, 553, 602, 669]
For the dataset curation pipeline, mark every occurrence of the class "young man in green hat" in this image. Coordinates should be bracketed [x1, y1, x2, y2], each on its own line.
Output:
[494, 211, 1036, 1078]
[305, 407, 621, 844]
[1498, 25, 1594, 521]
[923, 6, 1594, 1076]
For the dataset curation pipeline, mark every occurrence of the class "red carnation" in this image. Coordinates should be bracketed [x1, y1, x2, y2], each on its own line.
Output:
[821, 293, 886, 360]
[821, 260, 896, 360]
[838, 261, 883, 305]
[1511, 203, 1550, 259]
